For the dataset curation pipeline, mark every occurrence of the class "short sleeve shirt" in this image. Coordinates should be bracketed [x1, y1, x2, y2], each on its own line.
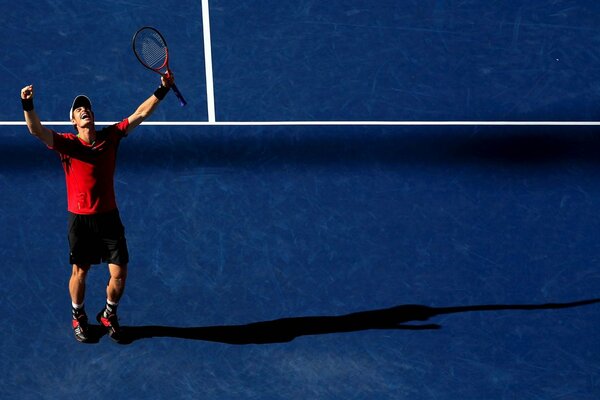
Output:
[49, 119, 129, 215]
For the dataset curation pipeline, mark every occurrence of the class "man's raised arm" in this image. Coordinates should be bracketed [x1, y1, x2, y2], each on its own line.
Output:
[125, 73, 174, 135]
[21, 85, 53, 147]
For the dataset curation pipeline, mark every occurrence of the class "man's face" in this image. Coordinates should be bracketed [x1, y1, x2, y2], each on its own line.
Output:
[72, 106, 94, 128]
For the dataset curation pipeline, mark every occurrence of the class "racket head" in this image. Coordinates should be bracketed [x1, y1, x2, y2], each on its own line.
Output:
[132, 27, 169, 73]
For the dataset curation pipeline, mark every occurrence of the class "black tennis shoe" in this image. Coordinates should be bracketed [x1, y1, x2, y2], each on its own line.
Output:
[96, 310, 123, 343]
[72, 312, 90, 343]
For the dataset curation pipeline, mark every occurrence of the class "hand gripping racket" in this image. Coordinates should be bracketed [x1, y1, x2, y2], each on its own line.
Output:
[132, 27, 187, 106]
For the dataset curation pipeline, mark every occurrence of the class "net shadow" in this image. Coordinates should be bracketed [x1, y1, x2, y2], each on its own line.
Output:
[3, 125, 600, 171]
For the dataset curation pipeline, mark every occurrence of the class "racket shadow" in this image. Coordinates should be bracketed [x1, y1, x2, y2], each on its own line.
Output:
[116, 298, 600, 345]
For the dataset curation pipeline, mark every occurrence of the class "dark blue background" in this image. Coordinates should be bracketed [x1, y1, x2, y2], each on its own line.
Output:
[1, 1, 600, 399]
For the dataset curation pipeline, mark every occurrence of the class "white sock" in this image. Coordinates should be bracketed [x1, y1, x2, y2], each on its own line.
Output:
[105, 299, 119, 315]
[72, 303, 85, 317]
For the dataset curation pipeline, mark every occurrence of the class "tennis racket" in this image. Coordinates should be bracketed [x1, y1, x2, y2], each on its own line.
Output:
[132, 26, 187, 106]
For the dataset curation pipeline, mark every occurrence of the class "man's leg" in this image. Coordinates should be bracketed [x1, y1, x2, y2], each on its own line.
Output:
[70, 263, 91, 343]
[97, 263, 128, 342]
[107, 263, 128, 304]
[69, 263, 91, 305]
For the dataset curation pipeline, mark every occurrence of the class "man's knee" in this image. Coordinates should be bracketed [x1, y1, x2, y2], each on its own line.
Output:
[72, 264, 91, 279]
[109, 263, 128, 280]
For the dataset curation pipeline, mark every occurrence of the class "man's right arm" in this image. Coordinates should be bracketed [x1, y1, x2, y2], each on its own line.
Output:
[21, 85, 54, 147]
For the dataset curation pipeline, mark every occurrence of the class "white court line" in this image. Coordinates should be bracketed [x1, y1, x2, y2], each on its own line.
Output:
[202, 0, 216, 123]
[2, 121, 600, 126]
[136, 120, 600, 126]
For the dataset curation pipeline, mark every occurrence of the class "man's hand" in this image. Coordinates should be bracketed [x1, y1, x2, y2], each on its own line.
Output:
[21, 85, 34, 100]
[161, 71, 175, 88]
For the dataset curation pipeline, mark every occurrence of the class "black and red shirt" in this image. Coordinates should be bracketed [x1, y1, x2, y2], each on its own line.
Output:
[49, 119, 129, 215]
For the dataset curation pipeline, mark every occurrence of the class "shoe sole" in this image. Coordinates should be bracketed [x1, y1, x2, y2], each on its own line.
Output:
[75, 335, 91, 343]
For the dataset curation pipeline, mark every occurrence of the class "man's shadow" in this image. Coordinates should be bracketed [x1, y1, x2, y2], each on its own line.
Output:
[110, 298, 599, 345]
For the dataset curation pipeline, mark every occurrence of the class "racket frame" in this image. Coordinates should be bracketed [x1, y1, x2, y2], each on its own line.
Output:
[132, 26, 187, 106]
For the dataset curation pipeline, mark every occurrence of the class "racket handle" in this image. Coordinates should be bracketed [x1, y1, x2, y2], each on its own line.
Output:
[171, 83, 187, 107]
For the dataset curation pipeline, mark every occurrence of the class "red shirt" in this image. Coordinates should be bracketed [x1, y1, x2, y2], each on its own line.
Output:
[49, 119, 129, 215]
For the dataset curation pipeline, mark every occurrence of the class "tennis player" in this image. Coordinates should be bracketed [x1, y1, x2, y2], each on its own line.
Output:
[20, 73, 174, 343]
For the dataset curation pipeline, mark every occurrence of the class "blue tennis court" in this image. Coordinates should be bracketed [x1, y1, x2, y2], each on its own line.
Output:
[1, 1, 599, 399]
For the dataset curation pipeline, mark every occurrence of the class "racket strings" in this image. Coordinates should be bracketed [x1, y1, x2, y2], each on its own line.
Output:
[142, 43, 167, 68]
[135, 32, 167, 70]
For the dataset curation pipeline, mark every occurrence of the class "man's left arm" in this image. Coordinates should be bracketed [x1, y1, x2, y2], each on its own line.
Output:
[126, 73, 174, 135]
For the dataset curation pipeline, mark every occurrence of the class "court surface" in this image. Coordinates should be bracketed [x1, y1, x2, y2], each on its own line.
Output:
[1, 1, 600, 399]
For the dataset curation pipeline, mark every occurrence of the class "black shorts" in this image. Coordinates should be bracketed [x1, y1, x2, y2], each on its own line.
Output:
[68, 209, 129, 266]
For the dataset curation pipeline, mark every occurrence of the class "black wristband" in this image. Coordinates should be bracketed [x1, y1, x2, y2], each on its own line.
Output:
[153, 85, 170, 101]
[21, 98, 34, 112]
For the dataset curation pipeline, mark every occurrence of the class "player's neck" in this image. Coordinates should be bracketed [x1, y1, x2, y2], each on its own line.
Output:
[76, 126, 96, 144]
